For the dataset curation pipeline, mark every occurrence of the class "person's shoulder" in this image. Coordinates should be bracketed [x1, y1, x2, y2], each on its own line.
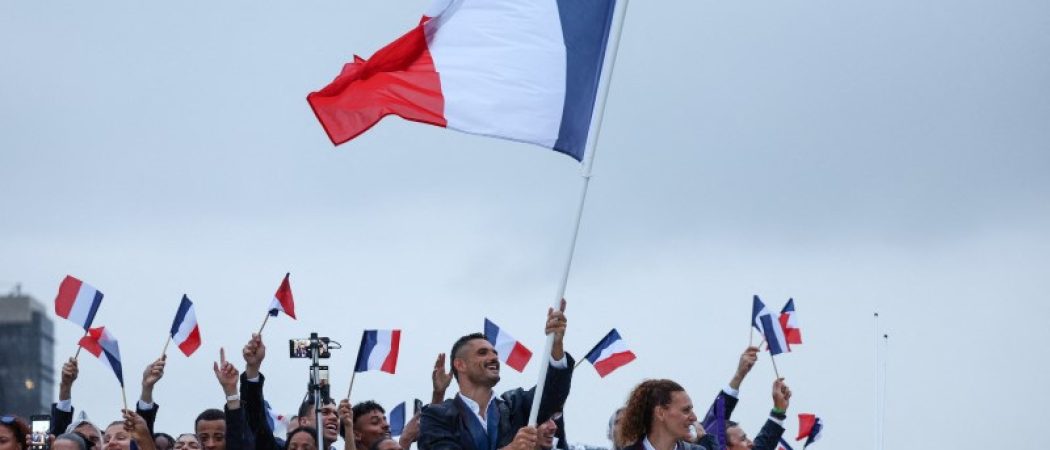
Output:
[422, 399, 459, 420]
[679, 441, 709, 450]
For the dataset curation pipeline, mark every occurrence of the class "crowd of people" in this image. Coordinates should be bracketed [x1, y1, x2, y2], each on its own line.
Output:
[2, 301, 794, 450]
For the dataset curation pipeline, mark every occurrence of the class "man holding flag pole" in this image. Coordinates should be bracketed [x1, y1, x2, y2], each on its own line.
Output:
[418, 299, 573, 450]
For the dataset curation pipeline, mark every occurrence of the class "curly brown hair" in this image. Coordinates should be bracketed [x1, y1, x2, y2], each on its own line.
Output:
[615, 379, 685, 448]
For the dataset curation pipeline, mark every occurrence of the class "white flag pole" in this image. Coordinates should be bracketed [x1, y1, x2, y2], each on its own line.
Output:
[527, 0, 631, 427]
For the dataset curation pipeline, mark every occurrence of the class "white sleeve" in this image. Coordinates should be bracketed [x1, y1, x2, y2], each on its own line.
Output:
[548, 354, 568, 369]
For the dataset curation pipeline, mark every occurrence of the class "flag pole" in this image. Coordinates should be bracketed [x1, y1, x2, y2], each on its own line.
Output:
[527, 0, 631, 427]
[121, 385, 128, 411]
[74, 329, 89, 359]
[346, 371, 358, 400]
[769, 351, 781, 379]
[873, 312, 879, 450]
[161, 335, 172, 358]
[258, 312, 271, 335]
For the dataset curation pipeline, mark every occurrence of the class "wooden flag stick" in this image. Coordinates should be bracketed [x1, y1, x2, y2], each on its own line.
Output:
[574, 358, 585, 369]
[346, 371, 358, 400]
[769, 351, 781, 379]
[161, 335, 172, 358]
[73, 329, 89, 359]
[749, 327, 754, 347]
[258, 312, 271, 335]
[121, 385, 128, 411]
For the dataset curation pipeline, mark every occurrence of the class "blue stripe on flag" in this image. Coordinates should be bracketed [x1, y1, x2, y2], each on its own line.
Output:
[83, 291, 104, 331]
[584, 328, 621, 363]
[760, 315, 785, 355]
[553, 0, 617, 161]
[483, 318, 499, 346]
[389, 402, 406, 437]
[355, 330, 379, 372]
[170, 295, 193, 336]
[104, 349, 124, 386]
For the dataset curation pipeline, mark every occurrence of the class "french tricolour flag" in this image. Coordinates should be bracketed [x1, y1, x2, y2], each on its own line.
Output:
[752, 295, 790, 356]
[388, 401, 406, 437]
[307, 0, 619, 162]
[796, 414, 824, 448]
[78, 326, 124, 386]
[484, 318, 532, 372]
[54, 275, 103, 331]
[268, 273, 296, 319]
[354, 330, 401, 374]
[583, 329, 636, 378]
[169, 295, 202, 357]
[779, 298, 802, 350]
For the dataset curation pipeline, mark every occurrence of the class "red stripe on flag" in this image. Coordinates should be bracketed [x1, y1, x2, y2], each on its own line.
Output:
[275, 273, 296, 319]
[78, 327, 105, 357]
[505, 342, 532, 372]
[796, 413, 816, 441]
[380, 330, 401, 374]
[178, 326, 202, 357]
[55, 275, 82, 318]
[307, 21, 446, 146]
[593, 351, 636, 378]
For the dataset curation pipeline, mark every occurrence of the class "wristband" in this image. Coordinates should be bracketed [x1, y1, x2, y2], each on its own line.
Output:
[770, 408, 787, 420]
[226, 394, 241, 402]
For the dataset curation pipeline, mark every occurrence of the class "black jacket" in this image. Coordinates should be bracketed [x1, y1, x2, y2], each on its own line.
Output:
[50, 401, 158, 436]
[418, 354, 574, 450]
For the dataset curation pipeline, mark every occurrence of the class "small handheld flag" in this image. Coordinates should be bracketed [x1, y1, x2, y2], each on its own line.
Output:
[582, 329, 637, 377]
[168, 295, 202, 357]
[796, 414, 824, 448]
[483, 318, 533, 372]
[264, 400, 288, 435]
[354, 330, 401, 374]
[78, 326, 124, 387]
[699, 393, 727, 450]
[268, 273, 296, 319]
[779, 298, 802, 349]
[55, 275, 103, 331]
[752, 295, 789, 356]
[388, 401, 406, 437]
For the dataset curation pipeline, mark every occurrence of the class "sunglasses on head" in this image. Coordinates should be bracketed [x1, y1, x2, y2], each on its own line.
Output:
[0, 416, 15, 424]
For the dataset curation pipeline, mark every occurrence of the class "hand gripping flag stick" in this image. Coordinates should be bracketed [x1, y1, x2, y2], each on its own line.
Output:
[527, 0, 631, 427]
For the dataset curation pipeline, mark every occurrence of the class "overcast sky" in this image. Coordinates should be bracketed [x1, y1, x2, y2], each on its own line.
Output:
[3, 1, 1049, 449]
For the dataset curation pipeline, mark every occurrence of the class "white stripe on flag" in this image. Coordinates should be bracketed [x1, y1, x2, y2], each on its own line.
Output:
[427, 0, 568, 148]
[594, 338, 630, 362]
[68, 286, 97, 327]
[173, 308, 198, 343]
[366, 330, 394, 369]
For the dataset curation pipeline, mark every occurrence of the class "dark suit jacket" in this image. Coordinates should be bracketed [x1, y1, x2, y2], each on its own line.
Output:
[224, 405, 257, 450]
[418, 354, 574, 450]
[239, 372, 286, 450]
[50, 401, 159, 436]
[694, 388, 785, 450]
[749, 419, 784, 450]
[622, 438, 707, 450]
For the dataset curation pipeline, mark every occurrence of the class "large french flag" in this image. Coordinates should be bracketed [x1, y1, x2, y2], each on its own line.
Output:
[268, 273, 296, 319]
[78, 326, 124, 386]
[54, 275, 104, 331]
[484, 318, 533, 372]
[354, 329, 401, 373]
[779, 298, 802, 349]
[169, 295, 202, 357]
[307, 0, 619, 162]
[752, 295, 790, 356]
[583, 328, 636, 378]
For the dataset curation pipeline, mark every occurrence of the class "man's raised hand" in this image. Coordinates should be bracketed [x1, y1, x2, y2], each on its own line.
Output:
[432, 353, 453, 404]
[243, 333, 266, 379]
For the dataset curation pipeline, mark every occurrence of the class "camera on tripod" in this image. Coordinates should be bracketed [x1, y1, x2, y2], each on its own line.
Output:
[289, 335, 332, 358]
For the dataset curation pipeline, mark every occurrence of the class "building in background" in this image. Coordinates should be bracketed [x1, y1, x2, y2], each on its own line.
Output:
[0, 285, 54, 416]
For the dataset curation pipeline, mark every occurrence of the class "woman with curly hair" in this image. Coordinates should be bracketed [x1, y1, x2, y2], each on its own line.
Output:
[614, 380, 700, 450]
[0, 415, 30, 450]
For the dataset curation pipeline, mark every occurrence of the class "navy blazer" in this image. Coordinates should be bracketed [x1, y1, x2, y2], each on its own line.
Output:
[419, 354, 574, 450]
